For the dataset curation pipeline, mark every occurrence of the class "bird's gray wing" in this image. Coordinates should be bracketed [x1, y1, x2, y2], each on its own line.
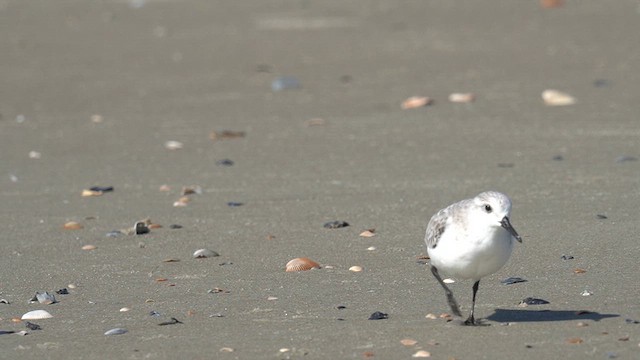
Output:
[425, 207, 449, 249]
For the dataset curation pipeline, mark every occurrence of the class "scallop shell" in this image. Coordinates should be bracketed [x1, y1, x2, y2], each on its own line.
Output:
[104, 328, 128, 336]
[285, 257, 321, 272]
[21, 310, 53, 320]
[192, 248, 220, 258]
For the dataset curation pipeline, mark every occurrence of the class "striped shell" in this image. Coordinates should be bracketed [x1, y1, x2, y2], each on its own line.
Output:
[21, 310, 53, 320]
[285, 257, 321, 272]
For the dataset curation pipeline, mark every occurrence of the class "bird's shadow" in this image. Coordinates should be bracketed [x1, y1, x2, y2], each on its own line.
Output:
[486, 309, 619, 323]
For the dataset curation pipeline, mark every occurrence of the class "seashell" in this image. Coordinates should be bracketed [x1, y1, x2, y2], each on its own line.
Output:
[63, 221, 83, 230]
[104, 328, 128, 336]
[565, 337, 583, 344]
[21, 310, 53, 320]
[119, 307, 131, 312]
[574, 268, 586, 274]
[158, 184, 171, 192]
[193, 248, 220, 259]
[400, 338, 418, 346]
[367, 246, 376, 251]
[181, 186, 202, 195]
[542, 89, 576, 106]
[349, 266, 363, 272]
[35, 292, 57, 305]
[82, 189, 103, 197]
[359, 229, 376, 237]
[28, 151, 42, 159]
[173, 196, 190, 207]
[448, 92, 475, 103]
[82, 244, 97, 251]
[412, 350, 431, 358]
[425, 313, 437, 319]
[443, 278, 455, 284]
[67, 284, 77, 289]
[164, 140, 183, 150]
[267, 296, 278, 301]
[220, 347, 235, 353]
[285, 257, 321, 272]
[401, 96, 432, 109]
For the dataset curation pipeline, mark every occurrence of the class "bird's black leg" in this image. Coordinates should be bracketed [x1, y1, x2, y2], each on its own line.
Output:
[430, 266, 462, 317]
[463, 280, 481, 326]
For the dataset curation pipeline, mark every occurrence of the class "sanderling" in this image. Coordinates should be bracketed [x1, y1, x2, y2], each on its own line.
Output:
[425, 191, 522, 325]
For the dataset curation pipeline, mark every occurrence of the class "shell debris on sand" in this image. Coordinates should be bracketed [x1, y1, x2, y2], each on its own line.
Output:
[21, 310, 53, 320]
[63, 221, 83, 230]
[412, 350, 431, 358]
[104, 328, 128, 336]
[164, 140, 183, 150]
[542, 89, 576, 106]
[82, 244, 97, 251]
[448, 92, 475, 103]
[349, 265, 363, 272]
[400, 338, 418, 346]
[401, 96, 432, 109]
[285, 257, 321, 272]
[359, 229, 376, 237]
[193, 249, 220, 259]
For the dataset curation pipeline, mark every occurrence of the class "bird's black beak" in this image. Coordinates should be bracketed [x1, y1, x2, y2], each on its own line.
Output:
[501, 216, 522, 243]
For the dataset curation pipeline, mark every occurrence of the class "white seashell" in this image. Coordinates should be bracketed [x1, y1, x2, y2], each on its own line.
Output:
[21, 310, 53, 320]
[119, 307, 131, 312]
[349, 266, 363, 272]
[443, 278, 455, 284]
[164, 140, 183, 150]
[448, 92, 475, 103]
[542, 89, 576, 106]
[412, 350, 431, 358]
[193, 248, 220, 258]
[104, 328, 128, 336]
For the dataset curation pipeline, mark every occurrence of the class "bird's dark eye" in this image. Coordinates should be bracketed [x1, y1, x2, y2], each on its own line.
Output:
[484, 205, 492, 213]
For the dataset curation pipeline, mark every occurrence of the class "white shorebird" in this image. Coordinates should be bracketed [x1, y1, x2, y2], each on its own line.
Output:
[425, 191, 522, 325]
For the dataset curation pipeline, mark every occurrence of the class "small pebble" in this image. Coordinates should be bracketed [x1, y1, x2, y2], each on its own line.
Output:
[271, 76, 301, 91]
[323, 221, 349, 229]
[169, 224, 183, 229]
[25, 322, 41, 331]
[216, 159, 234, 166]
[368, 311, 388, 320]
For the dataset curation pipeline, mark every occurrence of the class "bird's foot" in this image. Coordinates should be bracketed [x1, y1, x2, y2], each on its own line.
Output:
[461, 317, 489, 326]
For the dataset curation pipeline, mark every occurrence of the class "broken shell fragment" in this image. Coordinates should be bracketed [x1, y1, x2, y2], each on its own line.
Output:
[349, 266, 363, 272]
[443, 278, 455, 284]
[401, 96, 432, 109]
[82, 244, 97, 251]
[448, 92, 475, 103]
[400, 338, 418, 346]
[359, 229, 376, 237]
[164, 140, 183, 150]
[35, 292, 57, 305]
[285, 257, 321, 272]
[104, 328, 128, 336]
[173, 196, 190, 207]
[542, 89, 576, 106]
[63, 221, 83, 230]
[82, 189, 103, 197]
[193, 249, 220, 258]
[412, 350, 431, 358]
[21, 310, 53, 320]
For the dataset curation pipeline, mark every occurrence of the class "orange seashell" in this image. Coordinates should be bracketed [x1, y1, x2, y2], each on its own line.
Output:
[63, 221, 83, 230]
[285, 257, 321, 272]
[574, 268, 587, 274]
[401, 96, 432, 109]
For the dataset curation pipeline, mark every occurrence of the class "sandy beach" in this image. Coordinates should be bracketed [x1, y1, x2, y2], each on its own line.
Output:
[1, 1, 639, 359]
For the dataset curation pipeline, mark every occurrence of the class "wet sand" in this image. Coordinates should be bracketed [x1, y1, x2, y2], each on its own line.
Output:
[1, 1, 639, 359]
